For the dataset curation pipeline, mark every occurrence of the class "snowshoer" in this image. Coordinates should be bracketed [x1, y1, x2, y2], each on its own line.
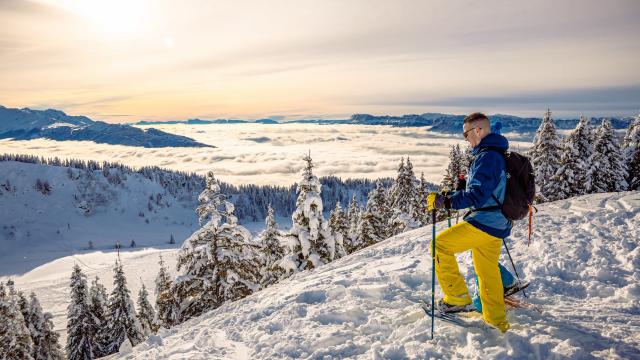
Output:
[456, 155, 525, 312]
[427, 112, 512, 333]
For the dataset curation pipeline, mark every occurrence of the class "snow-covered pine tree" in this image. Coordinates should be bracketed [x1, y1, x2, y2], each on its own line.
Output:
[345, 194, 360, 254]
[461, 145, 474, 174]
[28, 293, 64, 360]
[545, 137, 575, 201]
[589, 119, 628, 193]
[103, 259, 145, 355]
[441, 145, 464, 190]
[66, 265, 97, 360]
[354, 208, 379, 250]
[88, 276, 109, 358]
[136, 284, 157, 336]
[623, 114, 640, 190]
[623, 113, 640, 149]
[413, 173, 430, 226]
[0, 281, 34, 360]
[354, 180, 392, 250]
[154, 254, 177, 329]
[547, 115, 594, 200]
[367, 180, 392, 242]
[328, 202, 349, 259]
[17, 291, 31, 333]
[388, 157, 419, 235]
[258, 205, 287, 288]
[569, 115, 595, 195]
[279, 153, 335, 272]
[529, 109, 562, 202]
[174, 171, 261, 322]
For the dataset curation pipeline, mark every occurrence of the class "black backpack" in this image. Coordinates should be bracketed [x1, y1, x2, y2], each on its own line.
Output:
[474, 147, 536, 221]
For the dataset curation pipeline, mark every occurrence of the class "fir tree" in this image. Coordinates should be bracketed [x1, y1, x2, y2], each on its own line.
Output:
[0, 281, 34, 360]
[258, 205, 287, 288]
[89, 276, 109, 358]
[328, 202, 349, 259]
[529, 109, 562, 202]
[136, 284, 157, 336]
[368, 180, 392, 242]
[388, 157, 419, 235]
[461, 145, 474, 174]
[154, 254, 177, 329]
[174, 172, 261, 322]
[66, 265, 97, 360]
[103, 260, 145, 355]
[414, 173, 430, 227]
[546, 115, 594, 200]
[354, 209, 380, 250]
[345, 194, 360, 253]
[28, 293, 64, 360]
[441, 145, 464, 190]
[623, 113, 640, 149]
[624, 114, 640, 190]
[17, 291, 31, 333]
[589, 119, 628, 193]
[280, 153, 335, 272]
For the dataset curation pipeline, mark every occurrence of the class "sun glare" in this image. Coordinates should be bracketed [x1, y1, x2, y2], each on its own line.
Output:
[47, 0, 150, 36]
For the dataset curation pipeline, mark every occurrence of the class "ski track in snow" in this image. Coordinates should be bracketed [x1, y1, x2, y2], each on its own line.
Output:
[3, 192, 640, 359]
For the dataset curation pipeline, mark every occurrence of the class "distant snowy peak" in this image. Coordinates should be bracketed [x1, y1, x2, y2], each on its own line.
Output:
[0, 105, 212, 148]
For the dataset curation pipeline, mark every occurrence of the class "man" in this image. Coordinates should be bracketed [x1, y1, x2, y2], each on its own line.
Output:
[427, 112, 512, 333]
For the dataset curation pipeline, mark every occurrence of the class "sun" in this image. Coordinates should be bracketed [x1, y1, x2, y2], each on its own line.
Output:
[46, 0, 150, 37]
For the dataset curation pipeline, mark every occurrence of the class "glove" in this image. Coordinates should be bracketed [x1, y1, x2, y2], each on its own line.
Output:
[427, 192, 451, 211]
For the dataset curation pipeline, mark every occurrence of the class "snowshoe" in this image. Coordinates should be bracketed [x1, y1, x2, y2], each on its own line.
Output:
[503, 279, 530, 297]
[437, 299, 476, 314]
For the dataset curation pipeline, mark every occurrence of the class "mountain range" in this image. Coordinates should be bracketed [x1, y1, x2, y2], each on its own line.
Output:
[134, 112, 635, 134]
[0, 105, 211, 148]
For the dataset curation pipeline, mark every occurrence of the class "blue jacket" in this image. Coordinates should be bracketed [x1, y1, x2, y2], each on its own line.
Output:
[450, 133, 512, 238]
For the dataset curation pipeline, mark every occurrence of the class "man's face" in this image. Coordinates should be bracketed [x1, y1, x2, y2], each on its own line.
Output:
[463, 123, 483, 147]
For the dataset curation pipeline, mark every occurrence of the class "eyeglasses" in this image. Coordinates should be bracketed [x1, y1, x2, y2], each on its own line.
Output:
[463, 127, 480, 139]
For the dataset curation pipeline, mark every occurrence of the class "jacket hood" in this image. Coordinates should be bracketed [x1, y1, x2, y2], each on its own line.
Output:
[473, 133, 509, 155]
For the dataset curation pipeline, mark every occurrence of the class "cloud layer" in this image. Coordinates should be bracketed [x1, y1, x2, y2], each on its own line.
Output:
[0, 124, 532, 186]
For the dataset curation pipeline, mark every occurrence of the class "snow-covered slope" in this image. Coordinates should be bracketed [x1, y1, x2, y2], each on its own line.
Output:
[3, 192, 638, 359]
[114, 191, 638, 359]
[0, 160, 198, 275]
[0, 247, 180, 347]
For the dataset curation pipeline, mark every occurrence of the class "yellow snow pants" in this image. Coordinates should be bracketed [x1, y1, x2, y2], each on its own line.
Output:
[430, 221, 510, 332]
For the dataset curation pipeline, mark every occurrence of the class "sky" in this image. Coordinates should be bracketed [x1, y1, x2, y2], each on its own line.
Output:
[0, 0, 639, 123]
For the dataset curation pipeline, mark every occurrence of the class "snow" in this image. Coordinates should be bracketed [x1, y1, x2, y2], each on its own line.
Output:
[3, 191, 639, 358]
[103, 191, 638, 359]
[43, 122, 79, 130]
[0, 160, 197, 275]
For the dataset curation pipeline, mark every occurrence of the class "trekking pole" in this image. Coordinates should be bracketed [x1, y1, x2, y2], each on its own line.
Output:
[431, 208, 437, 340]
[502, 238, 527, 298]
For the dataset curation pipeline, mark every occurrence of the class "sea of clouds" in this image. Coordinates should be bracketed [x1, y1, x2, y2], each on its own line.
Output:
[0, 124, 532, 186]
